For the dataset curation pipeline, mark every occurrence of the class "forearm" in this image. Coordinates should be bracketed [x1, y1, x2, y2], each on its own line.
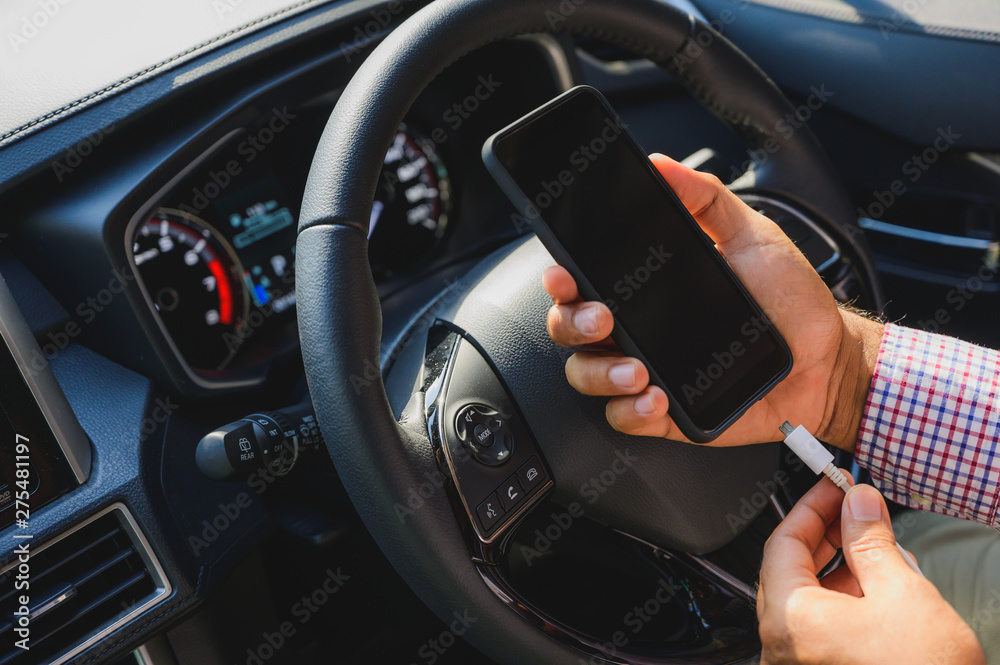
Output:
[854, 323, 1000, 527]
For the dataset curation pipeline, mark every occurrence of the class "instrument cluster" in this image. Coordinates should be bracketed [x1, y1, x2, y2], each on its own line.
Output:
[129, 120, 452, 376]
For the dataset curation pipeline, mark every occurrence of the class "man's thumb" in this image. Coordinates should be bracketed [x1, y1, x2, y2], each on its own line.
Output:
[649, 153, 793, 258]
[841, 484, 916, 594]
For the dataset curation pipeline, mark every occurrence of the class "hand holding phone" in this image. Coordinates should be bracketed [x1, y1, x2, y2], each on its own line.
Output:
[485, 86, 880, 447]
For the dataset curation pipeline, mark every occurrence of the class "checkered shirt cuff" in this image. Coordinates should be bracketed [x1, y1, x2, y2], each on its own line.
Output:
[856, 323, 1000, 527]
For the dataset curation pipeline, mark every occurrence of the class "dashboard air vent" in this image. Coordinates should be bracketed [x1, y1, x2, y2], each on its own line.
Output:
[0, 504, 170, 665]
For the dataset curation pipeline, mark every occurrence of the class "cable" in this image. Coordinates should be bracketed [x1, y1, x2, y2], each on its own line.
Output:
[779, 421, 924, 577]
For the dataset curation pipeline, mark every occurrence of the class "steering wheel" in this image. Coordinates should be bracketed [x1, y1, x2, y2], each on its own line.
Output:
[296, 1, 878, 663]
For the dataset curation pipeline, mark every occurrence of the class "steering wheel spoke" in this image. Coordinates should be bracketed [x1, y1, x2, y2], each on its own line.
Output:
[418, 325, 765, 663]
[423, 327, 556, 564]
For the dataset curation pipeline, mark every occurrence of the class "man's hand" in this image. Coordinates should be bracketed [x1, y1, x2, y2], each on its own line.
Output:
[758, 478, 985, 664]
[543, 153, 884, 452]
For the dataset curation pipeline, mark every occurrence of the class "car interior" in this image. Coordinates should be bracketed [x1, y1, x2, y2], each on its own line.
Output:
[0, 0, 998, 663]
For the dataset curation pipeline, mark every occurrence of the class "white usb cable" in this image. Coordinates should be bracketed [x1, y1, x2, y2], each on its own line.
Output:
[778, 421, 924, 576]
[778, 422, 853, 492]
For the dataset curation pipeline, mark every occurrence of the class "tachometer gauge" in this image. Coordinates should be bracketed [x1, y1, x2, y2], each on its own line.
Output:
[368, 124, 452, 273]
[132, 209, 248, 371]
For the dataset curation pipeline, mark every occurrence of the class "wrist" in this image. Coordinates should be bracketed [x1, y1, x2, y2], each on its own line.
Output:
[822, 309, 885, 454]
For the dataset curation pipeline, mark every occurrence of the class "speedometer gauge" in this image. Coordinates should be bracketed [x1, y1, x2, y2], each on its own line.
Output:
[368, 124, 452, 273]
[132, 209, 248, 370]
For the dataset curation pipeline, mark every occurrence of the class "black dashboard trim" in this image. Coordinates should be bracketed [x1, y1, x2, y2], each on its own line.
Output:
[0, 274, 91, 483]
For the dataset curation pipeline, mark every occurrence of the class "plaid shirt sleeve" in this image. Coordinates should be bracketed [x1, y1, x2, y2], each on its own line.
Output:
[855, 323, 1000, 528]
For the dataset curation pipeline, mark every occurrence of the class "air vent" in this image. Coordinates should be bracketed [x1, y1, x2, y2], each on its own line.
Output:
[858, 190, 1000, 275]
[0, 504, 170, 665]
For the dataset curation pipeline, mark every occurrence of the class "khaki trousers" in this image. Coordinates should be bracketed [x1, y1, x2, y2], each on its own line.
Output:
[895, 510, 1000, 663]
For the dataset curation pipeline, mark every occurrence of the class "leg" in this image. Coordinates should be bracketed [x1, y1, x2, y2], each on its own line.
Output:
[894, 509, 1000, 663]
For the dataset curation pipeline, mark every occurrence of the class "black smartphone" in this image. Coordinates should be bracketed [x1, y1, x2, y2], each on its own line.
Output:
[482, 86, 792, 443]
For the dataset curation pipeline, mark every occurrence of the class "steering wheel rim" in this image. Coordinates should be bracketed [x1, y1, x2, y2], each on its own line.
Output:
[296, 1, 874, 663]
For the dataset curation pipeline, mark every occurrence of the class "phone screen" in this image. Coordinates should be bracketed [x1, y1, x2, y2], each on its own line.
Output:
[489, 87, 791, 436]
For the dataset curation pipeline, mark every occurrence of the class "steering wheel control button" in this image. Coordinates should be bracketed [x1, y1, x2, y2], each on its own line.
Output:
[455, 404, 490, 438]
[477, 493, 505, 531]
[517, 456, 545, 493]
[498, 476, 523, 511]
[472, 423, 495, 448]
[455, 403, 512, 466]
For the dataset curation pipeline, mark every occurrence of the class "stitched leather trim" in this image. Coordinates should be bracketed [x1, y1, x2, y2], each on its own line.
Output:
[0, 0, 333, 147]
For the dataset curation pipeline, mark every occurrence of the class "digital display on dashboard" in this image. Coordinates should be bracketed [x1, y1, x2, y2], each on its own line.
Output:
[213, 175, 297, 314]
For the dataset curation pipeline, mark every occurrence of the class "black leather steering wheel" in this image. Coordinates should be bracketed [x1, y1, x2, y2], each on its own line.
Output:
[296, 1, 878, 663]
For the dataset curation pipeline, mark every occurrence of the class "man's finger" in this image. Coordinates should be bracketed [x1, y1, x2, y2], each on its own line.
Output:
[542, 265, 580, 304]
[840, 484, 919, 595]
[546, 301, 614, 347]
[604, 387, 671, 436]
[565, 353, 649, 396]
[811, 471, 854, 570]
[760, 477, 848, 608]
[811, 517, 843, 574]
